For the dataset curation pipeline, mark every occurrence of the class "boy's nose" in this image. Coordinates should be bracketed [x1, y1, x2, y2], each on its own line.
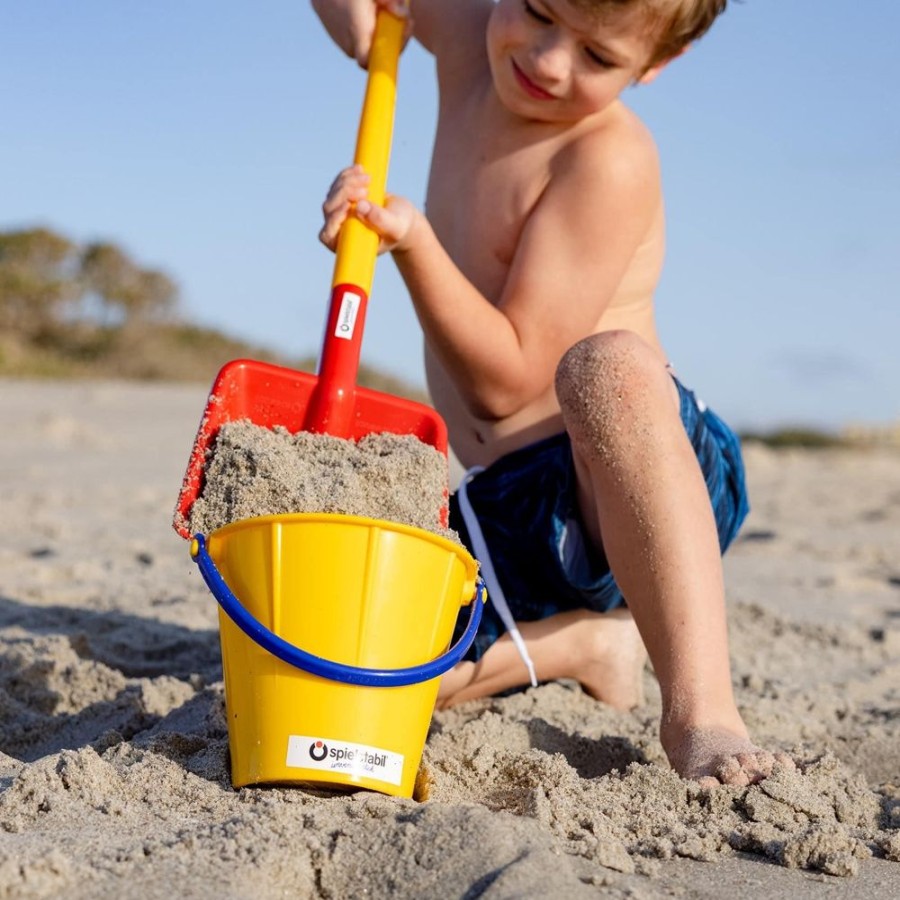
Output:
[529, 35, 571, 83]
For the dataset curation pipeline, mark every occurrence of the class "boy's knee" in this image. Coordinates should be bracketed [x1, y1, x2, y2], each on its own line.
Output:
[555, 330, 659, 415]
[555, 330, 678, 458]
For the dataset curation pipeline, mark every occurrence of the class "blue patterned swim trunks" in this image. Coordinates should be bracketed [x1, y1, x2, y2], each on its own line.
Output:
[449, 377, 750, 661]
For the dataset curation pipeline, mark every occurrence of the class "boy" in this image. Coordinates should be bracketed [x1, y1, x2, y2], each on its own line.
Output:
[313, 0, 794, 787]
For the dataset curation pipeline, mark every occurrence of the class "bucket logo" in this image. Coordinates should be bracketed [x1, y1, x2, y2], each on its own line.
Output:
[309, 740, 328, 762]
[287, 735, 404, 787]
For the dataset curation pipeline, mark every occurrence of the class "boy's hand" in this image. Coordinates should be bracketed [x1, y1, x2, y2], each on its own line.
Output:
[311, 0, 411, 68]
[320, 164, 420, 254]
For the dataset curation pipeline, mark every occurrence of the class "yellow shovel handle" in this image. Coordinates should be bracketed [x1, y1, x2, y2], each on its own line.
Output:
[331, 11, 404, 294]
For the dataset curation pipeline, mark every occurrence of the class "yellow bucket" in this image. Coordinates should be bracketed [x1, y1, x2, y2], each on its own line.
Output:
[190, 513, 482, 798]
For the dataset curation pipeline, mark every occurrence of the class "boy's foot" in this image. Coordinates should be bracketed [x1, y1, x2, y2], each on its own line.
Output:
[436, 607, 646, 710]
[661, 723, 796, 788]
[573, 608, 647, 711]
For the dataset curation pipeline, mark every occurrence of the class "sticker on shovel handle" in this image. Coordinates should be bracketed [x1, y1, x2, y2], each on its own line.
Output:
[287, 735, 404, 786]
[334, 288, 362, 340]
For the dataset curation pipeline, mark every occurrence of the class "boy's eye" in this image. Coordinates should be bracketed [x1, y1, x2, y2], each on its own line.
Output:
[585, 47, 613, 68]
[523, 1, 552, 24]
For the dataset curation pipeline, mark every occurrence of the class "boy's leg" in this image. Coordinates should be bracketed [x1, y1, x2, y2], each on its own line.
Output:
[553, 329, 792, 786]
[438, 328, 792, 785]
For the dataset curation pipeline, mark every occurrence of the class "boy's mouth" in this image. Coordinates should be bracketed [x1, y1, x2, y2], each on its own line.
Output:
[511, 60, 555, 101]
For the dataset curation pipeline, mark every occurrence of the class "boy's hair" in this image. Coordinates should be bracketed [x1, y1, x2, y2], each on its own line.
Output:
[571, 0, 728, 70]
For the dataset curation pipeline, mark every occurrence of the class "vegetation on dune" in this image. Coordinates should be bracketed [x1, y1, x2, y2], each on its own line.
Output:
[740, 428, 847, 449]
[5, 226, 866, 447]
[0, 225, 427, 401]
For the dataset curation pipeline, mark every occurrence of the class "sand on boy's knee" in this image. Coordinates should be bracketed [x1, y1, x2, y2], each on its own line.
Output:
[185, 420, 457, 541]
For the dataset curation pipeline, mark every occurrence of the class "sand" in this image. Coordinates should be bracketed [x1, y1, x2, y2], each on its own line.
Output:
[1, 377, 898, 899]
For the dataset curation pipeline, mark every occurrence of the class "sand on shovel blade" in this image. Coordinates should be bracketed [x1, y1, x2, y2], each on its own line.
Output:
[184, 419, 459, 543]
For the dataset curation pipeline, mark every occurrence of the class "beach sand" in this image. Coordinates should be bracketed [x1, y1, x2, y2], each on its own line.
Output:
[1, 378, 898, 899]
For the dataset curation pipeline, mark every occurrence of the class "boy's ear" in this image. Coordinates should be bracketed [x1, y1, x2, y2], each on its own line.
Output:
[636, 44, 690, 85]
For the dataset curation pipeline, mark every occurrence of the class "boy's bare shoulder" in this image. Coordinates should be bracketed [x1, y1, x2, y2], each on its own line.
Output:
[543, 104, 663, 252]
[543, 104, 663, 236]
[555, 103, 661, 194]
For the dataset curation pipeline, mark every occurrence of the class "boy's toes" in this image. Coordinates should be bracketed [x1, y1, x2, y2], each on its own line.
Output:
[714, 755, 752, 786]
[744, 750, 777, 780]
[715, 749, 795, 786]
[666, 726, 795, 789]
[696, 775, 722, 791]
[774, 751, 797, 771]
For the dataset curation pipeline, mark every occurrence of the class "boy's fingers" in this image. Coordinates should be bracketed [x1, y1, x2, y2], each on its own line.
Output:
[390, 0, 411, 17]
[322, 172, 370, 216]
[327, 165, 367, 193]
[354, 199, 388, 233]
[321, 192, 351, 217]
[339, 185, 369, 208]
[355, 200, 394, 236]
[376, 0, 409, 19]
[319, 214, 345, 249]
[318, 224, 335, 249]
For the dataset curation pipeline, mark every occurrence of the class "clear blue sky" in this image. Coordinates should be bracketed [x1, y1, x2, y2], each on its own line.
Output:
[2, 1, 898, 432]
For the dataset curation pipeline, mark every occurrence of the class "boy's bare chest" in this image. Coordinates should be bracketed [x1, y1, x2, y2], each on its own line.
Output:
[426, 113, 556, 296]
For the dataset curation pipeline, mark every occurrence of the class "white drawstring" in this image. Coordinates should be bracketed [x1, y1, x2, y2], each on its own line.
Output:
[457, 467, 538, 688]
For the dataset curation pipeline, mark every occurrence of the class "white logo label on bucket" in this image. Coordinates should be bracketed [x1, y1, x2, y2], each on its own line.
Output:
[334, 289, 361, 341]
[287, 735, 404, 786]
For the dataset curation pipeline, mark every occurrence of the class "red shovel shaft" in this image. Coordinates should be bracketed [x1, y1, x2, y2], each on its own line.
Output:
[304, 11, 404, 437]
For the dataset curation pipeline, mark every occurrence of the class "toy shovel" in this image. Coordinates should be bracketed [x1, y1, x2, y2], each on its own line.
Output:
[173, 11, 447, 539]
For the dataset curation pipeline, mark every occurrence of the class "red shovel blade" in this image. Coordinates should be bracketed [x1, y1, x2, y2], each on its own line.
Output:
[172, 358, 448, 539]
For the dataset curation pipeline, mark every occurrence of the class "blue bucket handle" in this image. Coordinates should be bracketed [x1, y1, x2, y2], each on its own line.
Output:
[191, 534, 485, 688]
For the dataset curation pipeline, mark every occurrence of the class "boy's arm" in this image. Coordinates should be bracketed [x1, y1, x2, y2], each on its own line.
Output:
[389, 126, 663, 420]
[405, 0, 492, 55]
[310, 0, 488, 61]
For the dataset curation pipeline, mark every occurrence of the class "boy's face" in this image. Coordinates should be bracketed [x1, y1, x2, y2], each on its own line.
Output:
[486, 0, 665, 124]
